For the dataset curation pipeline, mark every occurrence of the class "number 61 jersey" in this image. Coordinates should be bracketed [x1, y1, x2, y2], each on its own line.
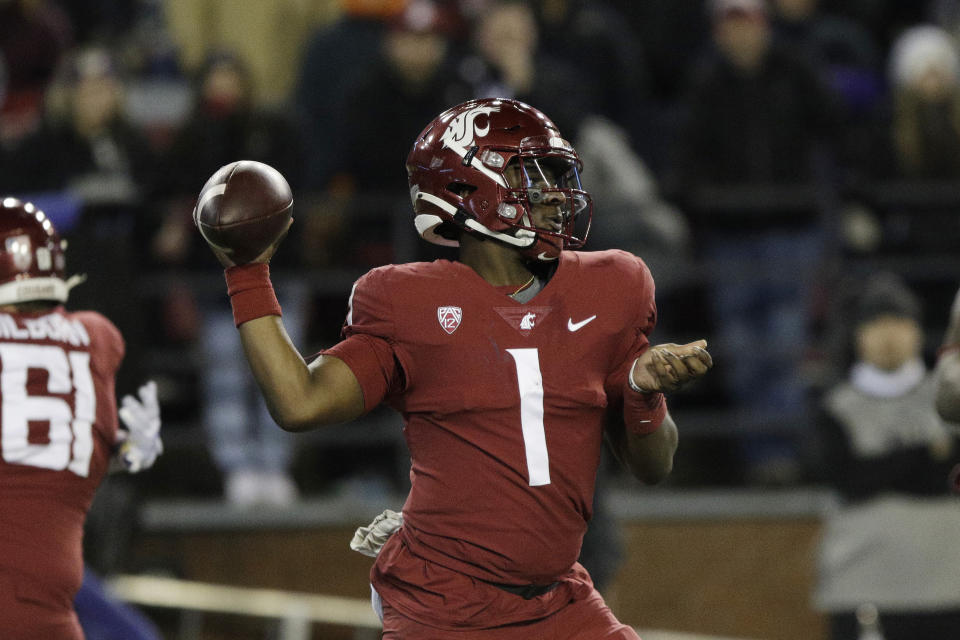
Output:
[325, 249, 658, 625]
[0, 307, 123, 608]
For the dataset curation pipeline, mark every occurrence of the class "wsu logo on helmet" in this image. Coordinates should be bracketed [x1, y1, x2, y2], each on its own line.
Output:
[441, 104, 499, 158]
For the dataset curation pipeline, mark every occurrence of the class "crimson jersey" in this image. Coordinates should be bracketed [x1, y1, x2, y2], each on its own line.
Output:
[325, 250, 658, 629]
[0, 307, 123, 616]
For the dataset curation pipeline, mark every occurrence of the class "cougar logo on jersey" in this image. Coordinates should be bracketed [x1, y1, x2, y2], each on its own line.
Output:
[437, 306, 462, 334]
[441, 104, 499, 158]
[495, 306, 553, 334]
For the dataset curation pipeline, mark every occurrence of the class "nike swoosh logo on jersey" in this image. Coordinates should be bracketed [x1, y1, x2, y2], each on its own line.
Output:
[567, 315, 597, 331]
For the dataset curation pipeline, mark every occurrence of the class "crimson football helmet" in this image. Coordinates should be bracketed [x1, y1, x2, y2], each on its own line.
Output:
[406, 98, 591, 261]
[0, 198, 71, 305]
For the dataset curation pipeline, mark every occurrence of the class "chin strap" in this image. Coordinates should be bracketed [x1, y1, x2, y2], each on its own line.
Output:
[65, 273, 87, 291]
[0, 273, 86, 306]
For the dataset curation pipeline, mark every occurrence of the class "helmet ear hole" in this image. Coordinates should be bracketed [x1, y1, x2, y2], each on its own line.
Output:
[435, 222, 461, 241]
[446, 183, 477, 199]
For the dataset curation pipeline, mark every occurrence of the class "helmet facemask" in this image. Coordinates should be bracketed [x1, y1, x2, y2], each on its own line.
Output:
[493, 141, 592, 260]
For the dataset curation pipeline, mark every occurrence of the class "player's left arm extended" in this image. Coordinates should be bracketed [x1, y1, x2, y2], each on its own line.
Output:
[606, 410, 679, 485]
[607, 341, 712, 484]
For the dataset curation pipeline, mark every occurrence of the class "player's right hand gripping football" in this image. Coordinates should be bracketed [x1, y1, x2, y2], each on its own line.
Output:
[630, 340, 713, 393]
[116, 381, 163, 473]
[207, 218, 294, 269]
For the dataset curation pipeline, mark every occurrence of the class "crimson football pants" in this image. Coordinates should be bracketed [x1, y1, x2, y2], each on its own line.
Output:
[381, 587, 641, 640]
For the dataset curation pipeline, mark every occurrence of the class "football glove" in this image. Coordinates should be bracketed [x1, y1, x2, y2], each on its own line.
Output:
[350, 509, 403, 558]
[116, 380, 163, 473]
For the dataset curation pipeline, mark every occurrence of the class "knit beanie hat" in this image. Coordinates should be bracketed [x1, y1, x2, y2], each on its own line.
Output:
[855, 272, 922, 327]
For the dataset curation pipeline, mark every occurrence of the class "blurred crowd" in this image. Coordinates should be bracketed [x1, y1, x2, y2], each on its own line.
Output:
[2, 0, 960, 499]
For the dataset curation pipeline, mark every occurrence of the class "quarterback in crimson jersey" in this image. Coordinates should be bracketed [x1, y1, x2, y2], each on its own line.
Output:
[203, 99, 712, 639]
[0, 199, 162, 639]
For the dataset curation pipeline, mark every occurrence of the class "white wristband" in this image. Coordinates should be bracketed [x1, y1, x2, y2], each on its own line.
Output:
[628, 357, 649, 394]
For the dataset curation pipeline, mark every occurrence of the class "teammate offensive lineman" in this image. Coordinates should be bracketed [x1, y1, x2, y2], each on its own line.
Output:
[0, 198, 162, 639]
[202, 98, 713, 639]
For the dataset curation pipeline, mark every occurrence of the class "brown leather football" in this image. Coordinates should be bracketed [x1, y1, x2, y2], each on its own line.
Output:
[193, 160, 293, 264]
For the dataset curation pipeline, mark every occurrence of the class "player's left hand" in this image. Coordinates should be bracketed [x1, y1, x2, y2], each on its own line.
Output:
[630, 339, 713, 393]
[116, 381, 163, 473]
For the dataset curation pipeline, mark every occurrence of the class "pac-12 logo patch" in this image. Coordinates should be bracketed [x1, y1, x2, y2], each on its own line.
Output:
[437, 306, 462, 334]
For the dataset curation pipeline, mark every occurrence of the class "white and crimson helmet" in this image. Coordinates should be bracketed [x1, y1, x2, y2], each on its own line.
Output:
[0, 198, 72, 305]
[407, 98, 592, 261]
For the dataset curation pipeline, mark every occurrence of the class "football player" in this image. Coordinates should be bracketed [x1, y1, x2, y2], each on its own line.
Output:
[203, 98, 712, 639]
[0, 198, 162, 639]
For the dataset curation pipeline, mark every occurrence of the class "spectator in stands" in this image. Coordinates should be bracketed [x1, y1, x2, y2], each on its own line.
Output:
[5, 47, 156, 197]
[771, 0, 883, 162]
[672, 0, 838, 187]
[771, 0, 882, 85]
[811, 273, 960, 640]
[838, 25, 960, 260]
[450, 0, 689, 269]
[880, 25, 960, 180]
[607, 0, 710, 103]
[0, 0, 72, 145]
[342, 1, 458, 181]
[162, 0, 322, 109]
[331, 0, 461, 266]
[574, 115, 691, 276]
[4, 46, 157, 396]
[670, 0, 840, 483]
[155, 50, 305, 506]
[292, 0, 406, 192]
[449, 0, 595, 137]
[531, 0, 651, 143]
[819, 0, 927, 55]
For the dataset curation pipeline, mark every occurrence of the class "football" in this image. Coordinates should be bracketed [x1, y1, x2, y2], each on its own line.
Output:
[193, 160, 293, 264]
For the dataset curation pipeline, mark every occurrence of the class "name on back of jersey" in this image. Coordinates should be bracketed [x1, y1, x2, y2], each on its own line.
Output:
[0, 313, 90, 347]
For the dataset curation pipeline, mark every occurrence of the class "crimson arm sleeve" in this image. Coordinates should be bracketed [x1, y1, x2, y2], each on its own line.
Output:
[323, 335, 400, 413]
[604, 255, 668, 434]
[321, 268, 407, 414]
[602, 254, 675, 483]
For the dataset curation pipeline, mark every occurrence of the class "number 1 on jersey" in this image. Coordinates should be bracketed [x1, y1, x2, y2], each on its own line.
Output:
[506, 348, 551, 486]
